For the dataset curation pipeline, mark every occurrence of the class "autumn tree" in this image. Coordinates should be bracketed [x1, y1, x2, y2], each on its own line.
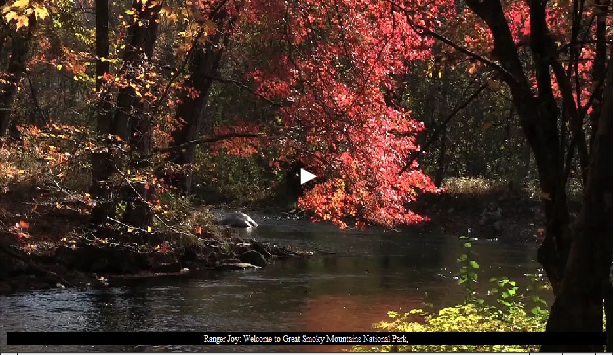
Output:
[449, 1, 611, 347]
[166, 1, 234, 193]
[244, 0, 611, 346]
[244, 0, 440, 229]
[90, 0, 163, 229]
[0, 0, 47, 136]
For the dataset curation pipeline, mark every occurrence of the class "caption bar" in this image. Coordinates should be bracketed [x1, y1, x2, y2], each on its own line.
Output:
[7, 331, 606, 346]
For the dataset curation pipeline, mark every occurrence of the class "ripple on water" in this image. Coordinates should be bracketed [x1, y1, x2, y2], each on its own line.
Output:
[1, 216, 550, 352]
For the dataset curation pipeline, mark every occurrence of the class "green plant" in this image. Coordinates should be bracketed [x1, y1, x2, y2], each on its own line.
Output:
[351, 237, 550, 353]
[457, 235, 480, 302]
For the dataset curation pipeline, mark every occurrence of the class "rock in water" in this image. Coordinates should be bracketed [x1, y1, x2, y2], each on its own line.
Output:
[218, 212, 258, 228]
[239, 250, 267, 267]
[216, 263, 261, 271]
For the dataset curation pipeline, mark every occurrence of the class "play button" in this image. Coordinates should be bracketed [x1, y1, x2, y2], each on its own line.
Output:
[300, 168, 317, 184]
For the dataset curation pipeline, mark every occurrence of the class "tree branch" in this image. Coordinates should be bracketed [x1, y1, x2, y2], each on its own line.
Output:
[400, 81, 488, 174]
[154, 132, 264, 153]
[205, 75, 291, 108]
[384, 0, 517, 84]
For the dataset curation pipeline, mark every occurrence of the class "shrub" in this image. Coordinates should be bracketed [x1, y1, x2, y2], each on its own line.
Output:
[351, 236, 550, 353]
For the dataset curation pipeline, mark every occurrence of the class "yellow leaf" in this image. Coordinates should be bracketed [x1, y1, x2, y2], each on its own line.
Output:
[56, 64, 62, 70]
[127, 227, 134, 233]
[12, 0, 29, 9]
[16, 15, 28, 29]
[34, 6, 48, 19]
[147, 226, 151, 232]
[159, 5, 172, 16]
[4, 11, 17, 23]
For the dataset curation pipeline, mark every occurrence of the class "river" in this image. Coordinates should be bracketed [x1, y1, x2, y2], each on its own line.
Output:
[0, 214, 551, 352]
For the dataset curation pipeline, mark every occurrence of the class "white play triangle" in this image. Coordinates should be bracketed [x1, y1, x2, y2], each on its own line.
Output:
[300, 168, 317, 184]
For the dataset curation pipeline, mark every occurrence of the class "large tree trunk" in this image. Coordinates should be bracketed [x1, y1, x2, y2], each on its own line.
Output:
[0, 14, 35, 136]
[459, 0, 612, 349]
[91, 0, 161, 228]
[465, 0, 572, 295]
[167, 9, 231, 193]
[114, 0, 161, 228]
[541, 64, 612, 352]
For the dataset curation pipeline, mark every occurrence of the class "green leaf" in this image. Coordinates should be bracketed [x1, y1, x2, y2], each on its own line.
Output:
[470, 260, 479, 269]
[458, 254, 467, 262]
[463, 242, 472, 248]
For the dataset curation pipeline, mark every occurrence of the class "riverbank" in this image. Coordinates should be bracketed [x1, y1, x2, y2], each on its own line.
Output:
[0, 184, 309, 294]
[405, 189, 548, 243]
[0, 177, 564, 295]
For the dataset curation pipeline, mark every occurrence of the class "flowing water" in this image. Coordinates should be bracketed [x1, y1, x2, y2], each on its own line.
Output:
[0, 214, 551, 352]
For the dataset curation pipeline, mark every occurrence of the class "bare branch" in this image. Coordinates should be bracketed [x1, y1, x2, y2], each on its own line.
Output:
[400, 81, 489, 175]
[205, 75, 291, 108]
[154, 132, 265, 153]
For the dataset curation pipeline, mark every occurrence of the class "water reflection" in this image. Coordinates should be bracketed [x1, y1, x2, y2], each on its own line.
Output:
[1, 217, 550, 352]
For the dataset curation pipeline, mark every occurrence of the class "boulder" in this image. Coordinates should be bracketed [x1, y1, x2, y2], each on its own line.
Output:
[239, 250, 267, 267]
[217, 212, 258, 228]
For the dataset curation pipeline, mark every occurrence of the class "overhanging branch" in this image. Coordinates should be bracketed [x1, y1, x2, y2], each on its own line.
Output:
[383, 0, 517, 84]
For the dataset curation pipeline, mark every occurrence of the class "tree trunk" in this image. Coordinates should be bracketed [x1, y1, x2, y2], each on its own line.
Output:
[434, 63, 450, 187]
[167, 10, 230, 193]
[0, 18, 35, 136]
[588, 0, 609, 154]
[465, 0, 572, 296]
[91, 0, 114, 226]
[541, 61, 612, 353]
[114, 0, 161, 228]
[91, 0, 161, 228]
[434, 126, 446, 187]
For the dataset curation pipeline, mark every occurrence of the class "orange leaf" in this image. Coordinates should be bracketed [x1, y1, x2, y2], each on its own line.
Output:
[195, 226, 202, 235]
[18, 220, 29, 229]
[17, 232, 29, 239]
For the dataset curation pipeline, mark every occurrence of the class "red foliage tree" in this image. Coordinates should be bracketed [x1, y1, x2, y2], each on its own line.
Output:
[244, 0, 442, 228]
